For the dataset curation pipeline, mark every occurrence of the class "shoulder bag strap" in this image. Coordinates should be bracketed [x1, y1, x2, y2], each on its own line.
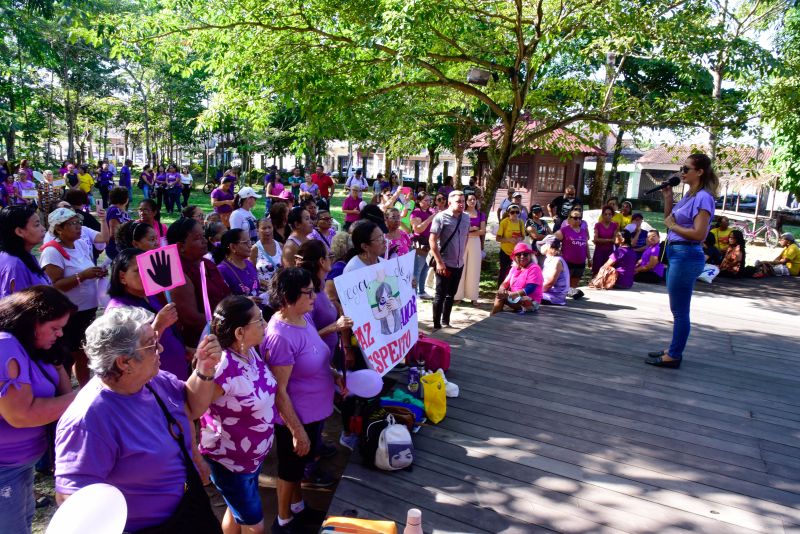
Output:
[145, 384, 195, 473]
[438, 215, 462, 256]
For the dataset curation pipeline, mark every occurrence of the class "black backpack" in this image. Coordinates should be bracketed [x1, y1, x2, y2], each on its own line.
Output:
[359, 402, 390, 469]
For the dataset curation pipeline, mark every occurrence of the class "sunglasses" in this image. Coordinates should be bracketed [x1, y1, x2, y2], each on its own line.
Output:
[680, 165, 694, 173]
[569, 216, 582, 220]
[509, 210, 520, 215]
[515, 252, 531, 258]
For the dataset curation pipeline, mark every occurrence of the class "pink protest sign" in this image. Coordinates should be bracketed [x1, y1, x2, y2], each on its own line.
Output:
[135, 244, 186, 296]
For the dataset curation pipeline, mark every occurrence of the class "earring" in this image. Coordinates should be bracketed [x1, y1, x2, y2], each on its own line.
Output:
[240, 341, 245, 355]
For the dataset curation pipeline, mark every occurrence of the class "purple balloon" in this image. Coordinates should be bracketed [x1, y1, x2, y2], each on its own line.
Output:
[346, 369, 384, 398]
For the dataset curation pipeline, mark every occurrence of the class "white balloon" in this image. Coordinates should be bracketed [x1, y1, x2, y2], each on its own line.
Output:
[32, 171, 44, 182]
[346, 369, 384, 398]
[47, 483, 127, 534]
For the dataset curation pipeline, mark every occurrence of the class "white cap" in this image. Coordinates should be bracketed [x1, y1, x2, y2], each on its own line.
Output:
[237, 186, 261, 199]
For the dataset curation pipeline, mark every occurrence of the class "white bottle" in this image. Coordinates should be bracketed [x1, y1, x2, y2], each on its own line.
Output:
[403, 508, 423, 534]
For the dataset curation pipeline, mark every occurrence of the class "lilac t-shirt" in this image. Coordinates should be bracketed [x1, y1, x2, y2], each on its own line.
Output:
[311, 289, 339, 357]
[55, 371, 189, 532]
[212, 188, 235, 214]
[668, 189, 715, 243]
[560, 225, 589, 265]
[262, 314, 334, 425]
[0, 251, 50, 298]
[199, 348, 277, 474]
[0, 333, 59, 466]
[411, 208, 433, 240]
[610, 246, 637, 289]
[640, 243, 665, 278]
[166, 172, 181, 188]
[105, 205, 130, 260]
[217, 260, 260, 296]
[106, 296, 188, 380]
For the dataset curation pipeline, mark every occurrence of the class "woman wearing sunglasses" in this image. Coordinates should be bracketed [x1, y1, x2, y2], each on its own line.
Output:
[554, 209, 591, 298]
[496, 203, 525, 284]
[491, 242, 543, 315]
[646, 154, 717, 369]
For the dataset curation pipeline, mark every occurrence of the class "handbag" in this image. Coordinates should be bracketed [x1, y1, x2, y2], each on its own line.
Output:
[427, 216, 462, 268]
[134, 385, 221, 534]
[588, 265, 618, 289]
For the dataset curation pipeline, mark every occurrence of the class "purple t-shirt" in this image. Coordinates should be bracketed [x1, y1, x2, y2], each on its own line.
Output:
[217, 260, 260, 296]
[262, 314, 334, 425]
[199, 348, 277, 474]
[668, 189, 715, 243]
[610, 246, 637, 289]
[106, 296, 188, 380]
[0, 333, 59, 466]
[105, 205, 130, 260]
[155, 172, 167, 187]
[326, 260, 346, 282]
[166, 172, 181, 188]
[98, 170, 114, 186]
[342, 195, 361, 223]
[311, 289, 339, 357]
[119, 166, 131, 187]
[640, 243, 665, 278]
[309, 228, 336, 251]
[0, 251, 50, 298]
[593, 222, 618, 253]
[55, 371, 189, 532]
[469, 210, 486, 228]
[411, 208, 434, 240]
[300, 182, 320, 198]
[212, 188, 235, 214]
[561, 224, 589, 265]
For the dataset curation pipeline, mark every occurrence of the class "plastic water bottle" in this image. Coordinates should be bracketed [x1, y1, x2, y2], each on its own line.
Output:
[403, 508, 423, 534]
[407, 367, 421, 398]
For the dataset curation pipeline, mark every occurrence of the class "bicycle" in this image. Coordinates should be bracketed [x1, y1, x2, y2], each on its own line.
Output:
[730, 217, 780, 248]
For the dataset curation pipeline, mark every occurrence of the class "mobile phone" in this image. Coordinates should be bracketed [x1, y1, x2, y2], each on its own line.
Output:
[401, 186, 411, 195]
[95, 198, 103, 211]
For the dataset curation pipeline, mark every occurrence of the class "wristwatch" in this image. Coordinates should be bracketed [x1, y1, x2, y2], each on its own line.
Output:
[195, 369, 215, 381]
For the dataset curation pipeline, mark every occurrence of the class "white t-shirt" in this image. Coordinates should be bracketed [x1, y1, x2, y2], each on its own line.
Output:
[229, 208, 258, 242]
[345, 176, 368, 191]
[180, 173, 193, 185]
[44, 227, 104, 252]
[40, 239, 100, 311]
[343, 255, 384, 273]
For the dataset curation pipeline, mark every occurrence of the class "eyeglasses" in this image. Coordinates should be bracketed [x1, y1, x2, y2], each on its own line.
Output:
[509, 210, 520, 215]
[300, 288, 315, 298]
[680, 165, 694, 173]
[138, 332, 161, 355]
[63, 219, 82, 227]
[247, 316, 265, 326]
[318, 216, 332, 222]
[515, 252, 531, 258]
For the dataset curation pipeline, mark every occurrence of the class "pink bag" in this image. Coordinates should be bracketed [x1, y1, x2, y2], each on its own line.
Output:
[407, 334, 451, 371]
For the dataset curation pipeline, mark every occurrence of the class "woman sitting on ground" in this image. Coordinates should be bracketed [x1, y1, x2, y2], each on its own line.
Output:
[634, 230, 665, 283]
[753, 232, 800, 278]
[491, 242, 543, 315]
[703, 231, 722, 265]
[107, 249, 188, 380]
[199, 296, 277, 534]
[0, 287, 76, 534]
[597, 230, 637, 289]
[718, 229, 746, 278]
[54, 306, 223, 534]
[538, 235, 570, 305]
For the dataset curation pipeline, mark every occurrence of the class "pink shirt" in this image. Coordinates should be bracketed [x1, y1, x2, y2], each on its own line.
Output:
[342, 195, 361, 222]
[199, 349, 277, 473]
[502, 263, 544, 303]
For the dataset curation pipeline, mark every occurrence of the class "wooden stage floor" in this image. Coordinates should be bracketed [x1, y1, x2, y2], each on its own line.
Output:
[328, 277, 800, 533]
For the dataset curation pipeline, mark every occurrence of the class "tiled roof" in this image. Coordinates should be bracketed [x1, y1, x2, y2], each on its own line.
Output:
[638, 145, 772, 167]
[469, 119, 605, 156]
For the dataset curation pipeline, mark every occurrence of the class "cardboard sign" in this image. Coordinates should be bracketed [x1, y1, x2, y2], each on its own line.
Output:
[52, 178, 66, 187]
[334, 252, 418, 376]
[135, 244, 186, 296]
[21, 188, 38, 199]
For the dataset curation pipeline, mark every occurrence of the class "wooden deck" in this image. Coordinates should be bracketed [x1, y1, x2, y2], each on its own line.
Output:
[328, 277, 800, 533]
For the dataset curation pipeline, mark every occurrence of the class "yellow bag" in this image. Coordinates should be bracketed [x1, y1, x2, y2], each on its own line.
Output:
[321, 517, 397, 533]
[421, 372, 447, 424]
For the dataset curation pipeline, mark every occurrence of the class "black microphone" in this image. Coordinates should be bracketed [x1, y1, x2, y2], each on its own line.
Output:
[645, 175, 680, 195]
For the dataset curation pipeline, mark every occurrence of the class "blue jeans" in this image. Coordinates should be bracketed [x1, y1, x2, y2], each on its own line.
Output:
[142, 184, 151, 199]
[0, 462, 36, 534]
[413, 253, 430, 295]
[666, 244, 705, 359]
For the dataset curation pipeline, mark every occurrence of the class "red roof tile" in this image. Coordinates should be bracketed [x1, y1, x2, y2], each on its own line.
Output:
[469, 119, 605, 156]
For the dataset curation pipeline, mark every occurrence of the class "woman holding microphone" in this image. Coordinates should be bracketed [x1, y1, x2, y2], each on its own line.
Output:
[646, 153, 717, 369]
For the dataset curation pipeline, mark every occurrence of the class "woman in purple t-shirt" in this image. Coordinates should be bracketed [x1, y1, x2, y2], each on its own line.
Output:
[0, 204, 50, 297]
[0, 287, 76, 534]
[211, 176, 236, 228]
[635, 230, 665, 283]
[164, 164, 182, 214]
[600, 230, 637, 289]
[200, 296, 277, 532]
[646, 154, 717, 369]
[214, 229, 261, 298]
[410, 192, 435, 298]
[592, 206, 618, 275]
[555, 209, 591, 298]
[261, 267, 346, 532]
[54, 306, 224, 533]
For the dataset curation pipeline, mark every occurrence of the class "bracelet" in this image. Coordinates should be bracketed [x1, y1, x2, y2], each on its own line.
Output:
[75, 273, 82, 284]
[194, 369, 215, 381]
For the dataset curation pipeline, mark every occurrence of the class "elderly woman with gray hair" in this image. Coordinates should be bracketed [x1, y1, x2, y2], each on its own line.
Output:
[54, 306, 224, 534]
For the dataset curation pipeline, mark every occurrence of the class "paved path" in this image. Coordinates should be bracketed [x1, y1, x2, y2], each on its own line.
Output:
[329, 277, 800, 533]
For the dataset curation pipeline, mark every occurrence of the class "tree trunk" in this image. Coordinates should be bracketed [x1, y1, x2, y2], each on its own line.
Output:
[426, 145, 439, 188]
[3, 81, 15, 160]
[606, 128, 625, 199]
[482, 125, 515, 218]
[709, 67, 722, 165]
[589, 135, 608, 208]
[453, 146, 464, 185]
[384, 150, 391, 177]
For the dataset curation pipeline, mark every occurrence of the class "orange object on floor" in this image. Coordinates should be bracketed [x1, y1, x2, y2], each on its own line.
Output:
[321, 516, 398, 534]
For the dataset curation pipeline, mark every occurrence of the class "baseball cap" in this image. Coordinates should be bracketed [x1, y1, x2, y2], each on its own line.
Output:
[513, 242, 533, 256]
[48, 207, 79, 233]
[512, 192, 522, 198]
[237, 186, 261, 199]
[632, 212, 643, 220]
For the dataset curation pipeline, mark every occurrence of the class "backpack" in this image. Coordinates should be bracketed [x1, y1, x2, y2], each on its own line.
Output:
[374, 414, 414, 471]
[359, 402, 390, 469]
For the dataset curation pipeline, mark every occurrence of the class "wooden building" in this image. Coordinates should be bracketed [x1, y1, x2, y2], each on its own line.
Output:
[470, 120, 604, 211]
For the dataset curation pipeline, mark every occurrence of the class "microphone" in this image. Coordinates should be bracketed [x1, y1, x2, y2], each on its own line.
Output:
[645, 175, 680, 195]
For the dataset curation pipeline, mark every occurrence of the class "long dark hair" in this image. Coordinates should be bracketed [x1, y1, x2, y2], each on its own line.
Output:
[729, 229, 746, 271]
[116, 221, 153, 251]
[213, 228, 245, 264]
[108, 248, 145, 299]
[348, 220, 378, 261]
[211, 295, 257, 350]
[296, 239, 327, 291]
[687, 153, 720, 197]
[0, 285, 76, 364]
[0, 205, 45, 276]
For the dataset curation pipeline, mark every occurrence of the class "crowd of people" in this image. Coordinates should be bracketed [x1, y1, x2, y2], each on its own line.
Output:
[0, 154, 798, 534]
